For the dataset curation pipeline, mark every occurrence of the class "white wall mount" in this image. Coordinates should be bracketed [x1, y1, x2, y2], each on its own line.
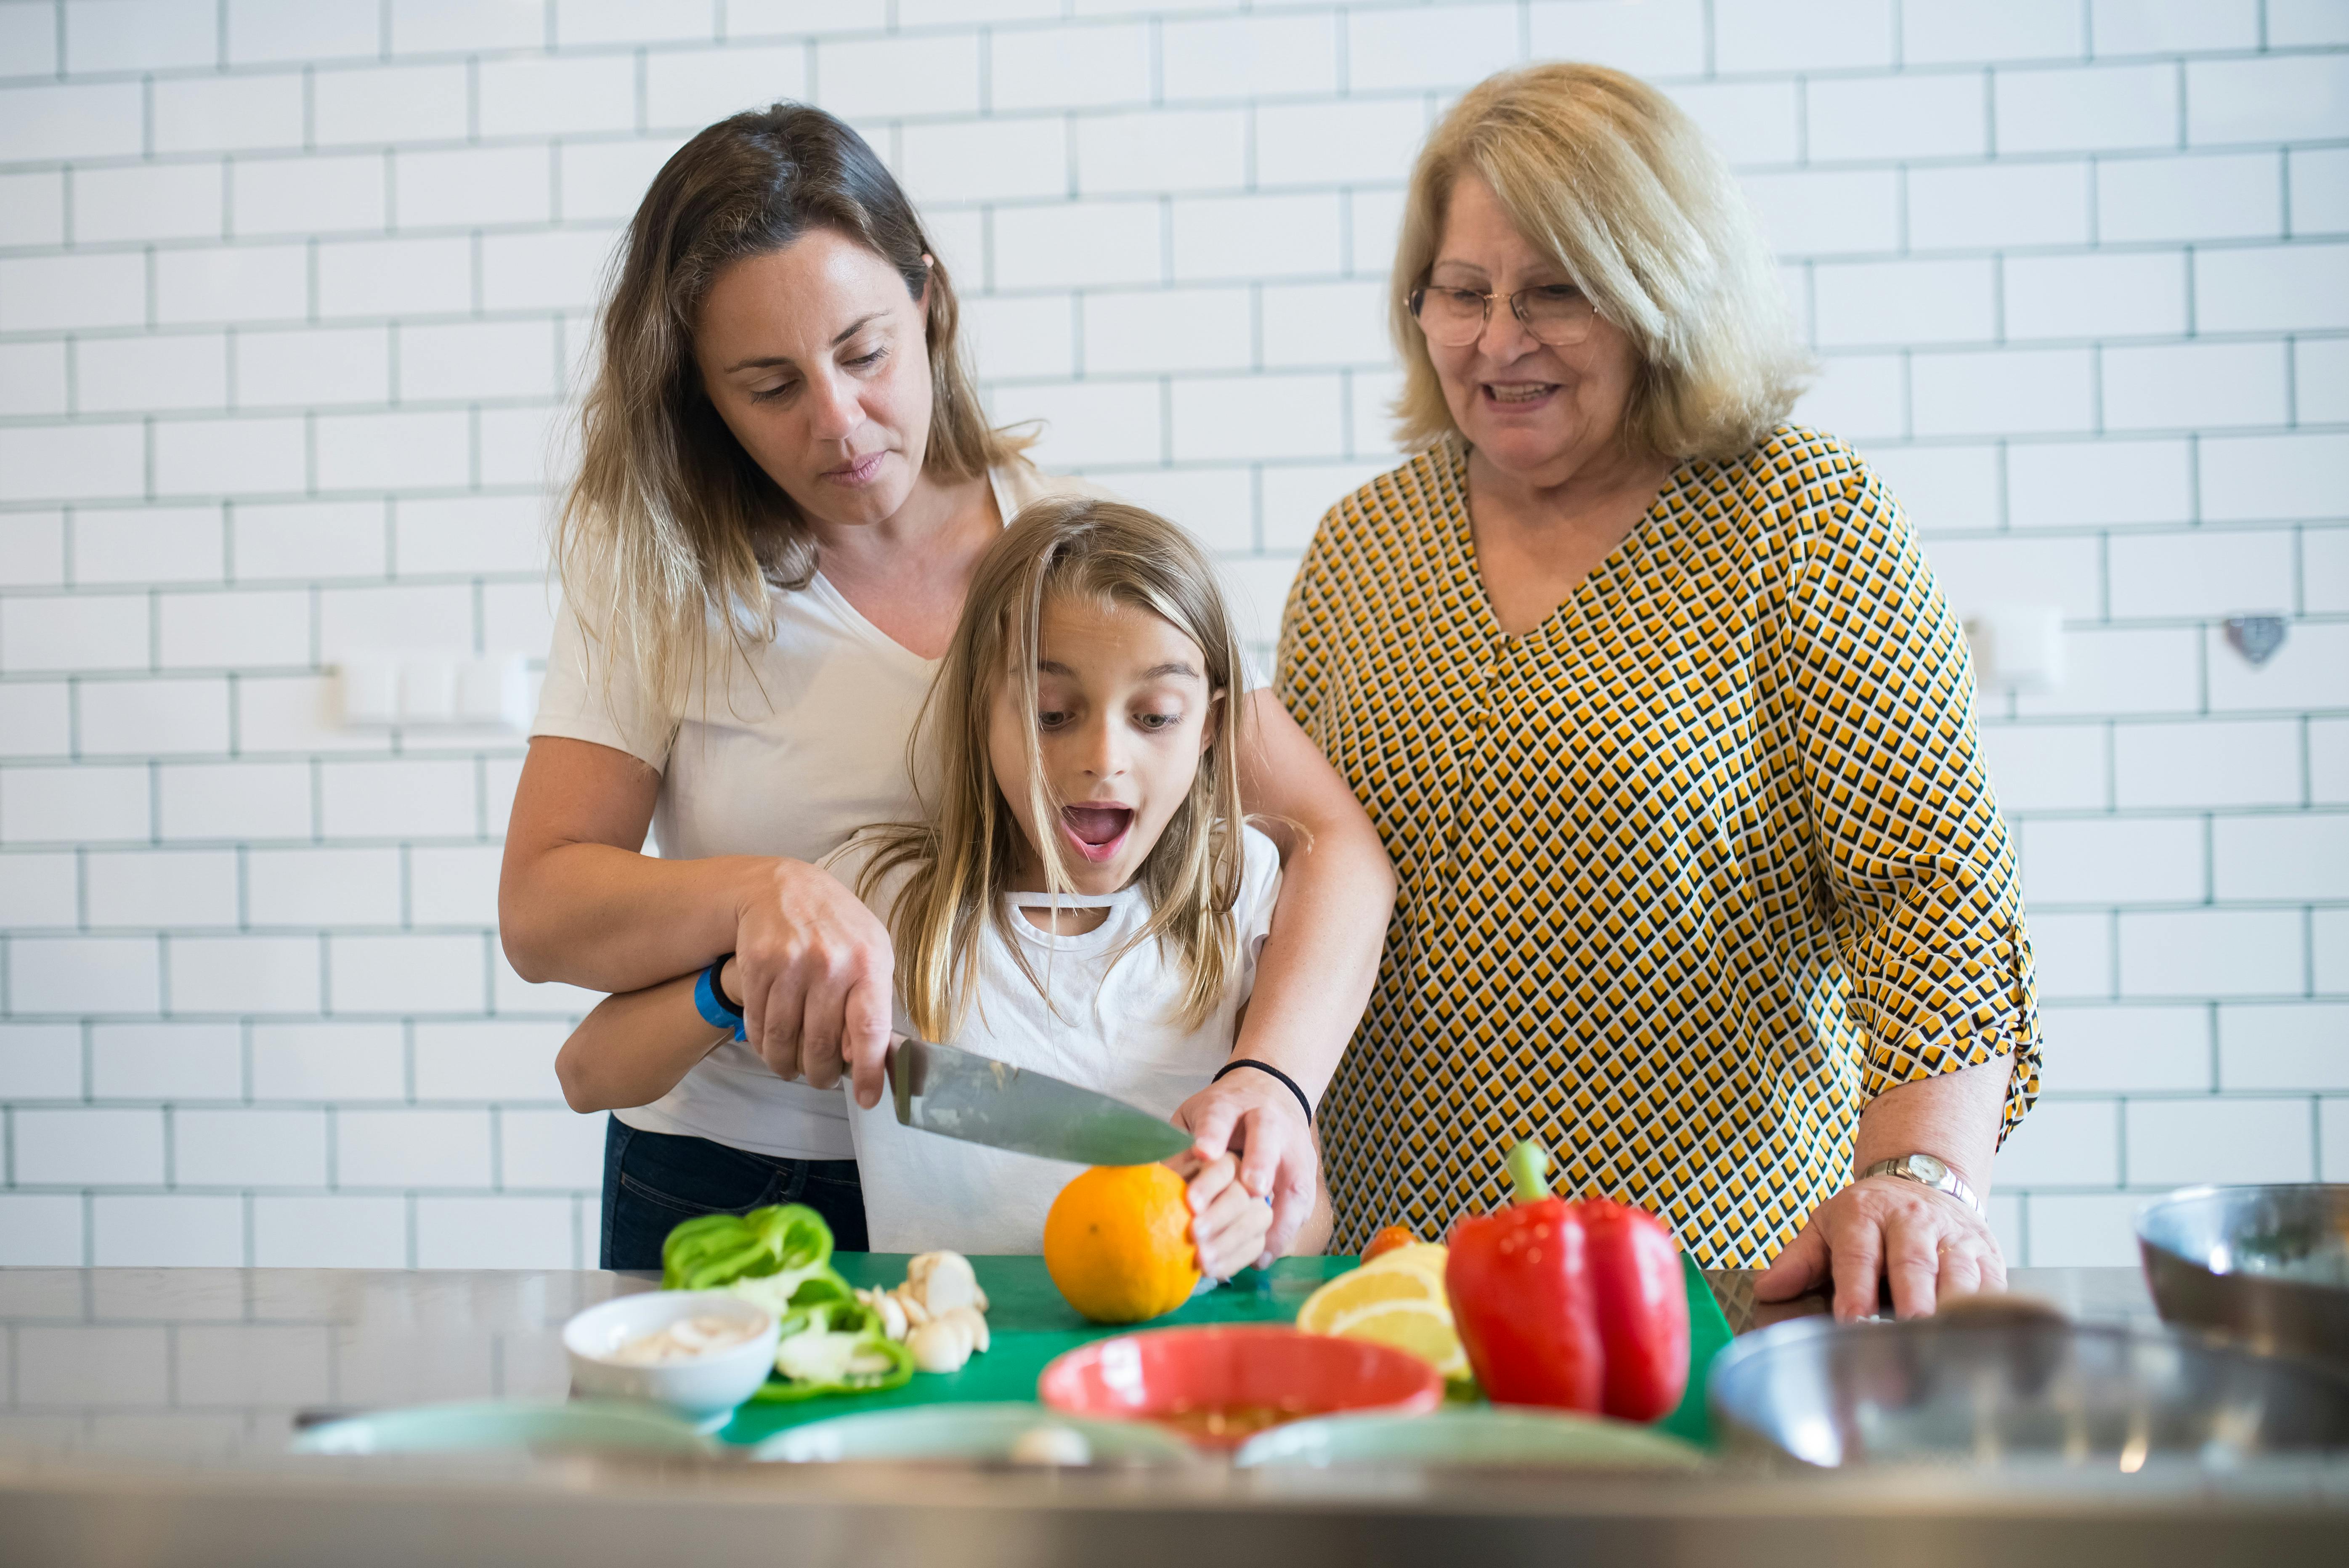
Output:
[337, 652, 531, 732]
[1961, 604, 2066, 697]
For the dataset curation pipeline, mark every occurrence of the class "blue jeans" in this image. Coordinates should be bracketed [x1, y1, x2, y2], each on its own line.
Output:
[599, 1117, 868, 1271]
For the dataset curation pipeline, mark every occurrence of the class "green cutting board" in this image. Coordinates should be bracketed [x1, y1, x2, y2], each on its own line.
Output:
[716, 1252, 1732, 1449]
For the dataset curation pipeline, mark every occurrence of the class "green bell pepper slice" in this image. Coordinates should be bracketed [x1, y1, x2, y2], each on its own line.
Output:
[751, 1297, 916, 1403]
[659, 1202, 834, 1291]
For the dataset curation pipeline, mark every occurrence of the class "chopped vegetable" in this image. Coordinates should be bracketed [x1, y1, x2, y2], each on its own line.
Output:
[753, 1297, 915, 1403]
[1009, 1426, 1092, 1467]
[725, 1267, 852, 1320]
[660, 1203, 835, 1291]
[854, 1250, 993, 1374]
[906, 1304, 990, 1373]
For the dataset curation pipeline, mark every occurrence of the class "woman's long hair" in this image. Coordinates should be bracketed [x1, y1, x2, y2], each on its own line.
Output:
[859, 498, 1253, 1041]
[560, 103, 1030, 709]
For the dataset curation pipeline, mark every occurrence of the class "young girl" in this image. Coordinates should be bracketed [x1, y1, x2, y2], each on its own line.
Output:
[557, 498, 1324, 1277]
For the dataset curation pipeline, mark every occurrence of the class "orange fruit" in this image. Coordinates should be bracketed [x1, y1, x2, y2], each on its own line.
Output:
[1043, 1164, 1200, 1324]
[1362, 1224, 1419, 1262]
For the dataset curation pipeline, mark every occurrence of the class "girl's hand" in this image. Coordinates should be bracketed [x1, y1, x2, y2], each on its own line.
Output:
[730, 858, 894, 1109]
[1173, 1073, 1315, 1268]
[1172, 1151, 1273, 1281]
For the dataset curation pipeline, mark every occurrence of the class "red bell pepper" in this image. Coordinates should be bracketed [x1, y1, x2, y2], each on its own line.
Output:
[1444, 1138, 1691, 1422]
[1444, 1140, 1604, 1411]
[1582, 1197, 1690, 1422]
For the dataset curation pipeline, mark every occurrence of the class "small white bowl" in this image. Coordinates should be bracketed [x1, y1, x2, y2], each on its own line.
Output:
[563, 1290, 779, 1428]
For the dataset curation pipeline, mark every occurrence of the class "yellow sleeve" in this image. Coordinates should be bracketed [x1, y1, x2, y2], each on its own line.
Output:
[1784, 462, 2042, 1146]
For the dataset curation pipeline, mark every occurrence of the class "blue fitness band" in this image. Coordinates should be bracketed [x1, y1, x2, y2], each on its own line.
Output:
[694, 955, 746, 1042]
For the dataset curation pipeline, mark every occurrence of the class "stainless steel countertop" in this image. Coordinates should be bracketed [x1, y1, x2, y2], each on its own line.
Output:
[3, 1264, 2342, 1568]
[0, 1264, 2158, 1462]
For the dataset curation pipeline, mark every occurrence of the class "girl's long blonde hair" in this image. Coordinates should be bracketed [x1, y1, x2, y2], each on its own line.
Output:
[860, 497, 1251, 1042]
[559, 103, 1032, 711]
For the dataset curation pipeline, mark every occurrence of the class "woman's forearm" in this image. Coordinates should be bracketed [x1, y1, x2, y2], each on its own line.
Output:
[503, 838, 758, 991]
[1234, 825, 1393, 1099]
[1851, 1054, 2013, 1193]
[1233, 692, 1396, 1100]
[499, 735, 751, 992]
[555, 969, 730, 1112]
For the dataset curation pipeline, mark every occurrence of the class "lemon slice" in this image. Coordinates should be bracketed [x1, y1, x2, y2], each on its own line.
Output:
[1295, 1260, 1444, 1335]
[1359, 1242, 1448, 1281]
[1327, 1298, 1468, 1380]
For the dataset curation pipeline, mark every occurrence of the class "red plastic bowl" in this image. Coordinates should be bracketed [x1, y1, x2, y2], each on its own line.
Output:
[1037, 1326, 1444, 1451]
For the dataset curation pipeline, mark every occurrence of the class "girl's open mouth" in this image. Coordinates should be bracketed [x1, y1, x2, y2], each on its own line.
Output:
[1059, 804, 1133, 864]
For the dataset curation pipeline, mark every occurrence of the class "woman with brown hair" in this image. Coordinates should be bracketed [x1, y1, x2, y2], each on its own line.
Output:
[500, 104, 1391, 1268]
[1281, 64, 2041, 1319]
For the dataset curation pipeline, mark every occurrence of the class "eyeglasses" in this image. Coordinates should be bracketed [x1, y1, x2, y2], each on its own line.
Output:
[1408, 284, 1597, 348]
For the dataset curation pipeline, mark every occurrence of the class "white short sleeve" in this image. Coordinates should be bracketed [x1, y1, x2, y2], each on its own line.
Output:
[530, 602, 679, 771]
[1234, 826, 1282, 1004]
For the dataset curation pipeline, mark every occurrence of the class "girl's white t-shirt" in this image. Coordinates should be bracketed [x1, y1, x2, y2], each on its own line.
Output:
[527, 463, 1260, 1160]
[829, 827, 1282, 1255]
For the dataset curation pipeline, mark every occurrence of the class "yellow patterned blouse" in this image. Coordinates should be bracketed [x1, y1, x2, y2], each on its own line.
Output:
[1278, 427, 2041, 1268]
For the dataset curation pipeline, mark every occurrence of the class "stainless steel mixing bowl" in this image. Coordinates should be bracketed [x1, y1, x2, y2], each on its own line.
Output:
[1707, 1313, 2349, 1468]
[2137, 1183, 2349, 1372]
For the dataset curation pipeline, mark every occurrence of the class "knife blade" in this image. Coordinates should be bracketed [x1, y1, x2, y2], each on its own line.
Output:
[885, 1037, 1195, 1167]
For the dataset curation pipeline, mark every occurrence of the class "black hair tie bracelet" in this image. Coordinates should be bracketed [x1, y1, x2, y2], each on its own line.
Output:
[1212, 1058, 1314, 1126]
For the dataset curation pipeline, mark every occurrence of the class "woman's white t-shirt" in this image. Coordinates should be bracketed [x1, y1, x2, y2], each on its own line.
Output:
[830, 827, 1282, 1254]
[527, 463, 1258, 1160]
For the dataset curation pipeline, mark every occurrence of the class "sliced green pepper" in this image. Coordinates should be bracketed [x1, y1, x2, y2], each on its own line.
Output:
[724, 1265, 853, 1319]
[750, 1297, 915, 1403]
[658, 1202, 834, 1291]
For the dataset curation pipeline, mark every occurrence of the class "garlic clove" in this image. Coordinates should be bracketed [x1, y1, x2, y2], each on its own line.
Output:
[913, 1252, 980, 1316]
[907, 1316, 973, 1374]
[929, 1304, 988, 1356]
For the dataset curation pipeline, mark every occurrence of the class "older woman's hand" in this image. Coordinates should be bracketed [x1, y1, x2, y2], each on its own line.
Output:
[730, 857, 894, 1110]
[1173, 1073, 1319, 1267]
[1752, 1175, 2007, 1321]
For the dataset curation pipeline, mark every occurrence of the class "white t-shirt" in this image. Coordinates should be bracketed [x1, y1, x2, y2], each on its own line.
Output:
[831, 827, 1282, 1254]
[528, 463, 1256, 1159]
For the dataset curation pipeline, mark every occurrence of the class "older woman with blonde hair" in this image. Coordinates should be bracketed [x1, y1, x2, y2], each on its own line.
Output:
[1281, 64, 2041, 1319]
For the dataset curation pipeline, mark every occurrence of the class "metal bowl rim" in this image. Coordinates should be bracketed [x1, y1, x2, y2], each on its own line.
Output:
[1706, 1307, 2349, 1394]
[2133, 1182, 2349, 1292]
[2133, 1181, 2349, 1243]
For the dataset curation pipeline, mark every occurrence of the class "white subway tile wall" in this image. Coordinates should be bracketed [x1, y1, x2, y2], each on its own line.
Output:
[0, 0, 2342, 1271]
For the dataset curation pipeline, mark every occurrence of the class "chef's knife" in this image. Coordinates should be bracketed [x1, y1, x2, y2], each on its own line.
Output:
[885, 1036, 1194, 1166]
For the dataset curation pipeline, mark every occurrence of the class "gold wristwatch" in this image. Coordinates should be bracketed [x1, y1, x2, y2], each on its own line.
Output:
[1860, 1152, 1982, 1215]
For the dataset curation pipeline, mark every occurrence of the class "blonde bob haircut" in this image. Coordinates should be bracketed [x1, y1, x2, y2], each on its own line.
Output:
[857, 497, 1251, 1043]
[560, 103, 1031, 709]
[1391, 63, 1810, 462]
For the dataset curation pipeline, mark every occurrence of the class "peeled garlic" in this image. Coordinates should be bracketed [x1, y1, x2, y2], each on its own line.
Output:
[907, 1315, 975, 1373]
[937, 1303, 988, 1354]
[885, 1251, 989, 1373]
[1009, 1425, 1091, 1467]
[854, 1286, 909, 1342]
[905, 1251, 981, 1316]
